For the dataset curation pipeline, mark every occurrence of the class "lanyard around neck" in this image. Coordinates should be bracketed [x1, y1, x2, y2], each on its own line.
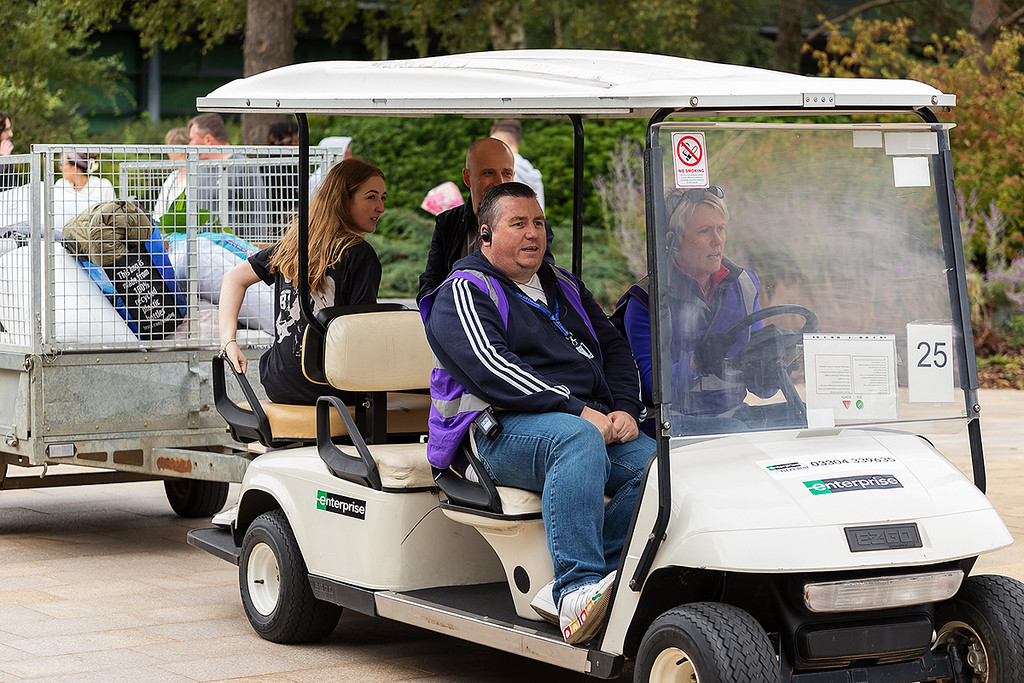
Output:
[511, 289, 594, 360]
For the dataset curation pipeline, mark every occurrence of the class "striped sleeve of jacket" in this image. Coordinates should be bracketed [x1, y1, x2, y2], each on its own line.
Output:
[424, 277, 587, 417]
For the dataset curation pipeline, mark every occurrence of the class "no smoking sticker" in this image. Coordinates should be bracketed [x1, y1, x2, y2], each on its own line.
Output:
[672, 132, 709, 188]
[677, 136, 702, 166]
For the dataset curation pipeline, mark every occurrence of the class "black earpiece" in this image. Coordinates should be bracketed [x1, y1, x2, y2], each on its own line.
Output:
[480, 225, 492, 242]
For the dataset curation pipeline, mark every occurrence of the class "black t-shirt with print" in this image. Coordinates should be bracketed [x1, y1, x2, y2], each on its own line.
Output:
[249, 239, 381, 404]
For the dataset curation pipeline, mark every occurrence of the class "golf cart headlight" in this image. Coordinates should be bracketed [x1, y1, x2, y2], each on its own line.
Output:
[803, 569, 963, 613]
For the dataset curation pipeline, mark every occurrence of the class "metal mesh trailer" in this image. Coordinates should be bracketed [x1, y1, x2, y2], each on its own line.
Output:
[0, 143, 343, 513]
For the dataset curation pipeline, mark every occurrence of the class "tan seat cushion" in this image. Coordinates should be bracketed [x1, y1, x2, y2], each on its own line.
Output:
[370, 443, 436, 489]
[493, 489, 612, 516]
[496, 487, 543, 515]
[239, 392, 431, 442]
[240, 400, 350, 440]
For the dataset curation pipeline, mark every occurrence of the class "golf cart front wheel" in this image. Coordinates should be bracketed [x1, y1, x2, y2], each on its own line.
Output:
[934, 574, 1024, 682]
[239, 509, 341, 643]
[635, 602, 780, 683]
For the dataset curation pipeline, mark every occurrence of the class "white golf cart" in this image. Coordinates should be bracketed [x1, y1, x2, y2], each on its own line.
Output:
[188, 51, 1024, 681]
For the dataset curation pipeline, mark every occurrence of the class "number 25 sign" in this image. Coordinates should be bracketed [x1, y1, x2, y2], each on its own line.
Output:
[906, 323, 954, 403]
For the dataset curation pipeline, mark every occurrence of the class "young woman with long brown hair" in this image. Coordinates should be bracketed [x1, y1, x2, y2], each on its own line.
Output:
[218, 157, 386, 404]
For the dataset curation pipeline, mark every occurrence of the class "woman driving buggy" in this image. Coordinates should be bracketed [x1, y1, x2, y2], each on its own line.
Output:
[615, 185, 794, 434]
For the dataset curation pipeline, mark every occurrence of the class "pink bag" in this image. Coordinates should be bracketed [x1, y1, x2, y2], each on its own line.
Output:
[420, 181, 464, 216]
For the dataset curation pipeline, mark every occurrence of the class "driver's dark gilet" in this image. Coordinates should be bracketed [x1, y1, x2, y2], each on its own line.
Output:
[612, 259, 757, 409]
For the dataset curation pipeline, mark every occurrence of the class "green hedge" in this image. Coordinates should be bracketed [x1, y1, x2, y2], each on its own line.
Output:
[310, 114, 647, 228]
[311, 114, 645, 306]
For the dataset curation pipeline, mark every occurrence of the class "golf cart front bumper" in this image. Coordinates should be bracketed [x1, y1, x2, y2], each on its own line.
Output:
[787, 649, 953, 682]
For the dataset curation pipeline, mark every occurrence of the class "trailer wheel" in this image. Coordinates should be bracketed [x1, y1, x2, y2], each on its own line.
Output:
[163, 479, 229, 518]
[934, 574, 1024, 682]
[239, 509, 341, 643]
[635, 602, 779, 683]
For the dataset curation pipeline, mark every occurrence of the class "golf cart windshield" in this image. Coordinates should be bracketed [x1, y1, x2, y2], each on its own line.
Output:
[647, 122, 968, 438]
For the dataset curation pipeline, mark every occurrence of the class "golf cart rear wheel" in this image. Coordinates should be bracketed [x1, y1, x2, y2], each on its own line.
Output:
[635, 602, 779, 683]
[163, 479, 229, 518]
[934, 574, 1024, 682]
[239, 509, 341, 643]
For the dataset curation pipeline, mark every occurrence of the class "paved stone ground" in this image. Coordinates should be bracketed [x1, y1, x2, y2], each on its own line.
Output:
[1, 389, 1021, 682]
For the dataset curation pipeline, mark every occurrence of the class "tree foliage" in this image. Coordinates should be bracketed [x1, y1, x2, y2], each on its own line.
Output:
[0, 0, 125, 148]
[348, 0, 704, 59]
[810, 19, 1024, 265]
[67, 0, 245, 55]
[68, 0, 715, 63]
[810, 18, 1024, 349]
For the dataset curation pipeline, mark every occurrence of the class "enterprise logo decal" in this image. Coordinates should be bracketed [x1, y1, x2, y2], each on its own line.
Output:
[804, 474, 903, 496]
[316, 490, 366, 519]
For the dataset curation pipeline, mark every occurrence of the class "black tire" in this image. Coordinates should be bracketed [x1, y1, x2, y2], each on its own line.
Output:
[163, 479, 230, 518]
[934, 574, 1024, 682]
[239, 509, 342, 643]
[635, 602, 780, 683]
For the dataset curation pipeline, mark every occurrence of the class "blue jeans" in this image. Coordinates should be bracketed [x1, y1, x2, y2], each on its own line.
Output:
[473, 411, 656, 607]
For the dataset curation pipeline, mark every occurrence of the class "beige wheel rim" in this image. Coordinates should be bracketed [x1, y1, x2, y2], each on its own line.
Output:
[247, 542, 281, 616]
[649, 646, 699, 683]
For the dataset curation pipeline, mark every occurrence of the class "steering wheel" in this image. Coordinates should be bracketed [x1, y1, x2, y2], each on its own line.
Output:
[694, 304, 818, 386]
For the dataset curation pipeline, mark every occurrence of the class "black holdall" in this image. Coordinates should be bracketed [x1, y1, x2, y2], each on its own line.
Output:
[103, 244, 181, 341]
[63, 200, 182, 341]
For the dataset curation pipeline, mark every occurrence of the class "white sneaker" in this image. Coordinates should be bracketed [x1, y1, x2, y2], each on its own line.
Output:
[559, 571, 616, 645]
[529, 579, 558, 624]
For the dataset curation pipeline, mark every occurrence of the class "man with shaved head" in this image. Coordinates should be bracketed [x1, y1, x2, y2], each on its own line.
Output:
[417, 137, 553, 301]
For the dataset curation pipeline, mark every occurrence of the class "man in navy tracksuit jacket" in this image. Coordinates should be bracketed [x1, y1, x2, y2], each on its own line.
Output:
[422, 182, 655, 645]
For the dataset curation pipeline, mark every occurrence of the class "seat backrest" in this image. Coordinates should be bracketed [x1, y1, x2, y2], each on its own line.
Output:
[302, 302, 407, 385]
[324, 309, 432, 392]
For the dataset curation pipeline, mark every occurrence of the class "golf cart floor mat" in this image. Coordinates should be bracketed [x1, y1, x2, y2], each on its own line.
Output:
[403, 582, 560, 636]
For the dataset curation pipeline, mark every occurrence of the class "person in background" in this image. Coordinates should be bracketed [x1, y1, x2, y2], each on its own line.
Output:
[0, 112, 12, 157]
[188, 113, 269, 241]
[54, 152, 116, 202]
[417, 136, 553, 302]
[218, 158, 385, 405]
[152, 127, 190, 221]
[0, 111, 18, 191]
[420, 181, 464, 217]
[490, 119, 545, 211]
[267, 120, 298, 145]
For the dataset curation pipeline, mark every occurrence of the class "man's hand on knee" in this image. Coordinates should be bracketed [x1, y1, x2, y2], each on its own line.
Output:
[608, 411, 639, 444]
[580, 406, 615, 444]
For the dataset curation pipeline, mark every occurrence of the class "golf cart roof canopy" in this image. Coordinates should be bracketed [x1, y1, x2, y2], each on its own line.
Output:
[197, 49, 955, 118]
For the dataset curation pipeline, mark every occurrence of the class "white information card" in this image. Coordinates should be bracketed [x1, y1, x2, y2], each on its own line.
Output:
[803, 334, 898, 420]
